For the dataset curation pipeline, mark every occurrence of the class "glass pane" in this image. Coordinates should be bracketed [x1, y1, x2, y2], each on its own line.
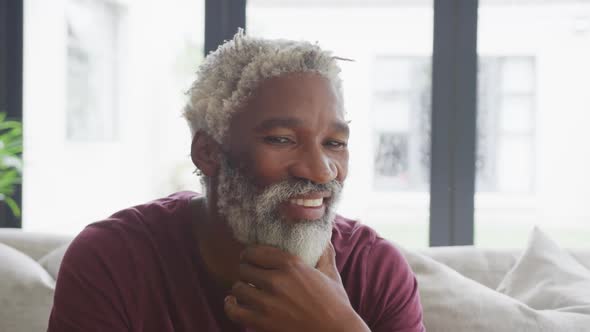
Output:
[476, 0, 590, 248]
[248, 0, 433, 248]
[23, 0, 204, 234]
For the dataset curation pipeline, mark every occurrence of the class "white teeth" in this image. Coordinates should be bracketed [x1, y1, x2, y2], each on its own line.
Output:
[303, 199, 322, 207]
[289, 198, 323, 207]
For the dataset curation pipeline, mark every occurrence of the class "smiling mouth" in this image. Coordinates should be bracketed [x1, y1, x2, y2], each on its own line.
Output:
[280, 194, 331, 221]
[288, 198, 324, 207]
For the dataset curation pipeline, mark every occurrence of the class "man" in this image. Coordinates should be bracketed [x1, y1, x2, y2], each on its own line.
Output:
[48, 31, 425, 332]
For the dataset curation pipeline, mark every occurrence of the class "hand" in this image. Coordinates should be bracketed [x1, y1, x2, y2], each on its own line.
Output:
[224, 242, 370, 332]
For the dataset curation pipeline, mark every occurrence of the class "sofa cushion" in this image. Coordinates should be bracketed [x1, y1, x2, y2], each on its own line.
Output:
[497, 227, 590, 314]
[402, 247, 590, 332]
[38, 243, 71, 280]
[570, 251, 590, 273]
[0, 242, 56, 332]
[0, 229, 71, 261]
[418, 246, 520, 289]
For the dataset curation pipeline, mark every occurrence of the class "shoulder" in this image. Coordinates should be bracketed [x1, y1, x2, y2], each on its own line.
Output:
[98, 191, 198, 230]
[60, 191, 198, 277]
[83, 191, 197, 244]
[53, 192, 200, 323]
[363, 238, 424, 331]
[331, 215, 378, 254]
[332, 216, 406, 267]
[331, 215, 412, 282]
[332, 216, 424, 331]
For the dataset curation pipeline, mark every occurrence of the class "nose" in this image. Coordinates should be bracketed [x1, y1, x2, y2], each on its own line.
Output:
[289, 144, 337, 184]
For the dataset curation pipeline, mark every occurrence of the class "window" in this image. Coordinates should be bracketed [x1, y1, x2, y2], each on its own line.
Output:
[65, 0, 121, 141]
[371, 55, 534, 193]
[22, 0, 205, 234]
[12, 0, 589, 248]
[372, 57, 431, 191]
[477, 57, 536, 193]
[476, 0, 590, 248]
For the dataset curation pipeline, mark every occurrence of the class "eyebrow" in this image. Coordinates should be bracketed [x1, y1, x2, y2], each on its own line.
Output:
[334, 120, 350, 137]
[254, 117, 303, 131]
[254, 117, 350, 136]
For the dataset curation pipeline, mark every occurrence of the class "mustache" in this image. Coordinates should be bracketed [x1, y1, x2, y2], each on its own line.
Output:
[255, 178, 343, 216]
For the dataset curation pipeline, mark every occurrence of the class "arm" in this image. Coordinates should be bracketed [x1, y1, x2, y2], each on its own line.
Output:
[47, 226, 131, 332]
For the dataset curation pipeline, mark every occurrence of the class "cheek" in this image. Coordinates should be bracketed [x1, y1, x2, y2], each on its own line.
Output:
[237, 147, 290, 186]
[335, 152, 349, 182]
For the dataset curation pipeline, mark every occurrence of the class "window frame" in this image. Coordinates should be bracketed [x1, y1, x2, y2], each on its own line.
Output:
[0, 0, 24, 228]
[429, 0, 479, 245]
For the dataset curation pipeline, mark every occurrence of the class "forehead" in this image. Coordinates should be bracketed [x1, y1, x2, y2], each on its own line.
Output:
[230, 73, 345, 130]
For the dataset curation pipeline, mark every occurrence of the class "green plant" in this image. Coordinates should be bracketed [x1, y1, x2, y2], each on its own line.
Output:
[0, 112, 23, 217]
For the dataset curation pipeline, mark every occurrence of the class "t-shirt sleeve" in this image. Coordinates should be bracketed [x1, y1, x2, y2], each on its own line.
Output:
[364, 238, 425, 332]
[47, 225, 132, 332]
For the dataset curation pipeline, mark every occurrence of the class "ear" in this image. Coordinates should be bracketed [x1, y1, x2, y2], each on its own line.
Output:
[191, 131, 222, 177]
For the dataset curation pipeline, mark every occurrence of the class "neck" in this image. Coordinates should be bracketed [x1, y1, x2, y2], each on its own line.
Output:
[191, 195, 244, 290]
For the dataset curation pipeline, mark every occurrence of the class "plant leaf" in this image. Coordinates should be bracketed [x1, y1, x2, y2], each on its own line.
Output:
[3, 196, 21, 217]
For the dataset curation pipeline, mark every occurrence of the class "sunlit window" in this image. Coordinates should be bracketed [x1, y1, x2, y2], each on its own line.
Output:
[476, 1, 590, 248]
[372, 57, 431, 191]
[477, 57, 536, 193]
[23, 0, 204, 234]
[66, 0, 121, 141]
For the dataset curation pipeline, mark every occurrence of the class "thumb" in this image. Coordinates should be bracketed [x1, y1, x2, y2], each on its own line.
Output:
[316, 241, 341, 282]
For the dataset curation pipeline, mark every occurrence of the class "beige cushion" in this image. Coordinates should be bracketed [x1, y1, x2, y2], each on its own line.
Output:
[0, 229, 71, 261]
[38, 243, 70, 280]
[497, 228, 590, 314]
[402, 247, 590, 332]
[418, 246, 520, 289]
[0, 242, 55, 332]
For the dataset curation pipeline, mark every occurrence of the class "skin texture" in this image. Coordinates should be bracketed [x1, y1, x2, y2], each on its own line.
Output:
[190, 73, 370, 332]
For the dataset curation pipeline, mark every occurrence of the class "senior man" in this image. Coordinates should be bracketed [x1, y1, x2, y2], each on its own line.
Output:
[48, 31, 425, 332]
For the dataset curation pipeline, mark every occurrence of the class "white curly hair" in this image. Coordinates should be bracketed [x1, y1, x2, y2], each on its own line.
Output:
[182, 29, 344, 143]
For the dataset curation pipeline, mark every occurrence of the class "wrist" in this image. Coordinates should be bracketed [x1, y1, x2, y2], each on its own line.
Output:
[337, 308, 371, 332]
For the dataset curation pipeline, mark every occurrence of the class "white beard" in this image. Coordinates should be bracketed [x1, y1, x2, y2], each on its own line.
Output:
[215, 158, 342, 267]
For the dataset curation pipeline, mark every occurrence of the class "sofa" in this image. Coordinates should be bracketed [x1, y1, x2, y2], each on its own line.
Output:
[1, 227, 590, 332]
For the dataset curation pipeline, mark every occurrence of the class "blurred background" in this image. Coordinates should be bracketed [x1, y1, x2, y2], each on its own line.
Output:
[1, 0, 589, 249]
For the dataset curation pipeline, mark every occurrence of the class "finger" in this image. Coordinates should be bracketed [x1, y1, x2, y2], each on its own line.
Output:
[231, 280, 271, 310]
[315, 241, 340, 282]
[239, 262, 276, 291]
[241, 245, 297, 270]
[224, 295, 266, 329]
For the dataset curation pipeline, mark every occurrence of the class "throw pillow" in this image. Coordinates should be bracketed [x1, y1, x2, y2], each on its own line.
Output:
[497, 227, 590, 315]
[38, 243, 70, 280]
[0, 242, 55, 332]
[401, 247, 590, 332]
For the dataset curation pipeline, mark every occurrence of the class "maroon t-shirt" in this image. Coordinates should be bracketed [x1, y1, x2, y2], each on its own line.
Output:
[48, 191, 424, 332]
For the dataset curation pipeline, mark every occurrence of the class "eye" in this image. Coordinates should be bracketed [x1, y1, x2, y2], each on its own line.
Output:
[325, 140, 348, 150]
[263, 136, 295, 145]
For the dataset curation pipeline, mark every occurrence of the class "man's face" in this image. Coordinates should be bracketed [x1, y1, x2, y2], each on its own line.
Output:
[216, 73, 349, 266]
